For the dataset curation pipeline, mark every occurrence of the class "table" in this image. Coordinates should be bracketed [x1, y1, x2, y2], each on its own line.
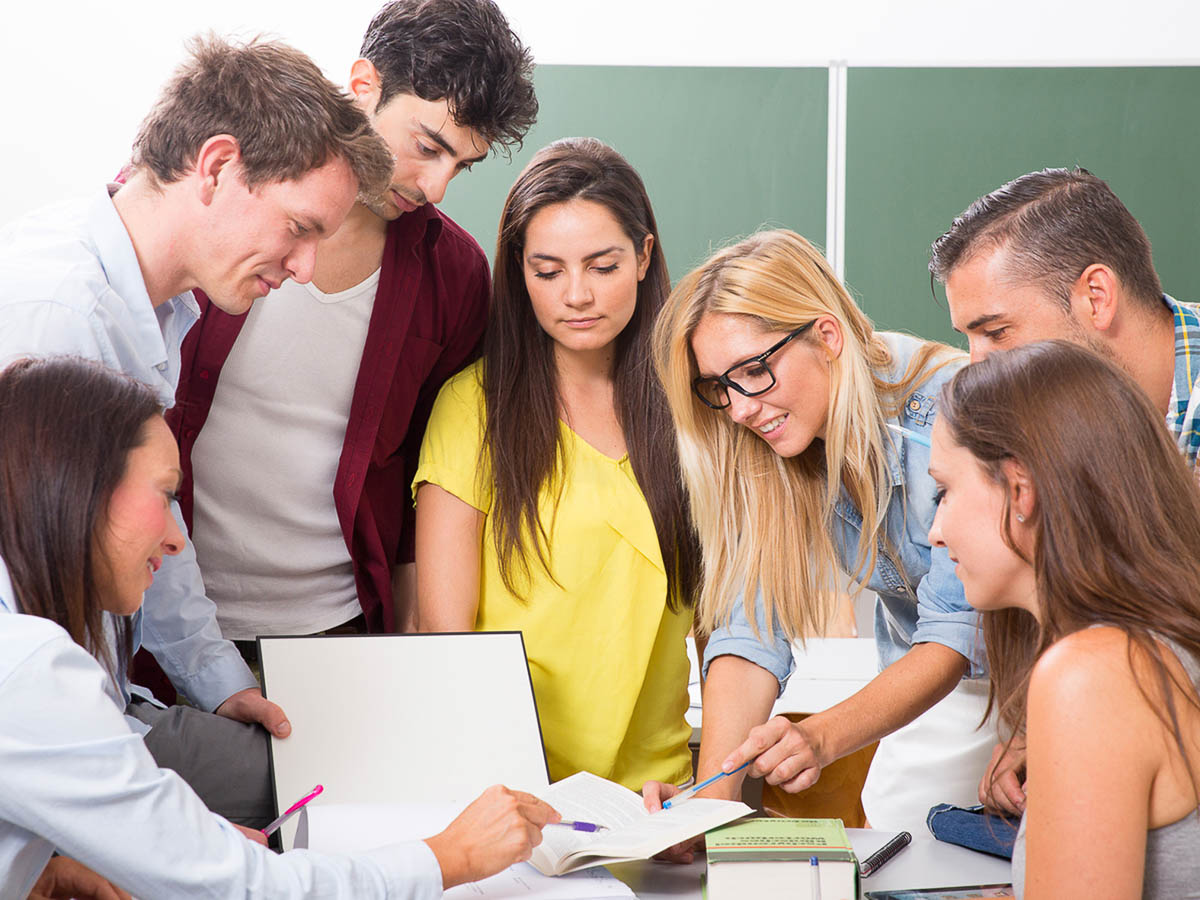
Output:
[607, 830, 1012, 899]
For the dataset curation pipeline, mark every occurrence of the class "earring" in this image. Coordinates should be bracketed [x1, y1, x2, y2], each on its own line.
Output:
[1016, 514, 1026, 523]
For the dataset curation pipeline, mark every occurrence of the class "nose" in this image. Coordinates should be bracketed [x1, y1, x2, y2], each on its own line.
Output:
[967, 337, 989, 364]
[928, 503, 945, 548]
[417, 161, 458, 206]
[284, 238, 319, 285]
[725, 389, 761, 426]
[163, 510, 186, 557]
[563, 269, 594, 310]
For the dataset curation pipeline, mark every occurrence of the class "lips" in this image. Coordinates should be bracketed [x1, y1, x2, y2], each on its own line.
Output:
[391, 189, 420, 213]
[563, 317, 601, 329]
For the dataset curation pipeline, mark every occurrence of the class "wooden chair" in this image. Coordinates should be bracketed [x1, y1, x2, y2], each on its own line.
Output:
[759, 713, 878, 828]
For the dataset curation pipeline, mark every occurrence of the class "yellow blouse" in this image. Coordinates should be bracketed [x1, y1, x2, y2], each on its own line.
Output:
[414, 362, 693, 790]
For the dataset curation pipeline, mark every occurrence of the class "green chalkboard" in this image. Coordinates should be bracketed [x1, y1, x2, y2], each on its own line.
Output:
[440, 65, 829, 287]
[844, 67, 1200, 348]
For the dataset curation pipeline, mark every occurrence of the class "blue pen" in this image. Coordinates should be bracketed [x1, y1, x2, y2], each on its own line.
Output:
[886, 422, 932, 448]
[810, 856, 823, 900]
[662, 760, 751, 809]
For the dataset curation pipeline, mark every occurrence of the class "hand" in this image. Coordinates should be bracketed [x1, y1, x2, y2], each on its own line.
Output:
[425, 785, 560, 888]
[978, 738, 1027, 815]
[215, 687, 291, 738]
[641, 781, 703, 863]
[726, 715, 825, 792]
[30, 856, 131, 900]
[234, 823, 270, 846]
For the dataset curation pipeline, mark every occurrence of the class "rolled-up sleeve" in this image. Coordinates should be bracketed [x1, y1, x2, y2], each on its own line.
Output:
[701, 586, 795, 695]
[910, 544, 986, 678]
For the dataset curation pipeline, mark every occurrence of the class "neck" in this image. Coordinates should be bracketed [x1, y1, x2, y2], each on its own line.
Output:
[553, 343, 617, 392]
[110, 173, 195, 307]
[312, 202, 389, 293]
[1114, 299, 1175, 415]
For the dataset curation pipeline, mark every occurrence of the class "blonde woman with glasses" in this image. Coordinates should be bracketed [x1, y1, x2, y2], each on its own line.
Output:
[643, 229, 992, 839]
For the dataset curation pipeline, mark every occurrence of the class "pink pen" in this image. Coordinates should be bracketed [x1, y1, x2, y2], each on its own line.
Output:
[261, 784, 324, 836]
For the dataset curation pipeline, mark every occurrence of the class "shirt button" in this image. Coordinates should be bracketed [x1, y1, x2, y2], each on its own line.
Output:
[908, 399, 921, 412]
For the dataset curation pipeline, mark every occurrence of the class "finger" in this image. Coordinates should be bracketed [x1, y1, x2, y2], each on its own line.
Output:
[753, 729, 814, 782]
[641, 781, 666, 811]
[234, 823, 270, 845]
[777, 764, 821, 793]
[518, 798, 561, 827]
[256, 698, 291, 737]
[724, 718, 789, 773]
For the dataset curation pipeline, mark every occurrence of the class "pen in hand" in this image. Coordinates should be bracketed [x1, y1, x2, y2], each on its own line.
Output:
[262, 784, 324, 837]
[661, 760, 751, 809]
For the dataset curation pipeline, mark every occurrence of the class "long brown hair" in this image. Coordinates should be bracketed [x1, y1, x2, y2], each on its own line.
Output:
[483, 137, 700, 610]
[939, 340, 1200, 772]
[0, 357, 163, 677]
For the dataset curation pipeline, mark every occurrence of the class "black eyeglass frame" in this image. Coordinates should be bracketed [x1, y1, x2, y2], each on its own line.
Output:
[691, 321, 816, 410]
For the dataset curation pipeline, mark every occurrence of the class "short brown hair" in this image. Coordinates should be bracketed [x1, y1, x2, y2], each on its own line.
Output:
[131, 34, 393, 197]
[929, 167, 1163, 310]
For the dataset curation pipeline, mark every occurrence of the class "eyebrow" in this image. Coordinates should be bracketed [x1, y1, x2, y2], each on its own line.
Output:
[963, 312, 1003, 332]
[528, 246, 626, 264]
[419, 123, 489, 165]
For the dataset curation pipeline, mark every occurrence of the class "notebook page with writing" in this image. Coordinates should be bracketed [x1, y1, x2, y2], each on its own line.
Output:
[530, 772, 751, 875]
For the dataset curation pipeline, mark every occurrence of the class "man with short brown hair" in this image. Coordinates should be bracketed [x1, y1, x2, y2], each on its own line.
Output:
[0, 34, 391, 828]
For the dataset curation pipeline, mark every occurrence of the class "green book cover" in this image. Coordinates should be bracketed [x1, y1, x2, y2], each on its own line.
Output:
[706, 817, 857, 864]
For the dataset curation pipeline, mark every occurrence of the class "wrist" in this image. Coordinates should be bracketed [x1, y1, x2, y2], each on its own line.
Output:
[795, 716, 833, 768]
[424, 833, 466, 890]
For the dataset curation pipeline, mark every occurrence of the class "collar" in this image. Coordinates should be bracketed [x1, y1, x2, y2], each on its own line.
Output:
[388, 201, 445, 249]
[89, 185, 174, 368]
[1165, 293, 1200, 424]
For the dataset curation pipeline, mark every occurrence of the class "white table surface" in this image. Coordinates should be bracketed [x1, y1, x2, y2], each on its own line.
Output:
[606, 830, 1012, 899]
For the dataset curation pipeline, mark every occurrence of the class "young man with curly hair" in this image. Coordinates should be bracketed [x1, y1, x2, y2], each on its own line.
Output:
[167, 1, 538, 653]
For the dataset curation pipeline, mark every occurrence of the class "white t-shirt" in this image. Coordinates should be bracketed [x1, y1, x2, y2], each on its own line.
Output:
[190, 271, 379, 639]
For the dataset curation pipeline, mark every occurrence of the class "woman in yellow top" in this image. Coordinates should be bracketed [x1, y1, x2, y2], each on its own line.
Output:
[413, 138, 701, 790]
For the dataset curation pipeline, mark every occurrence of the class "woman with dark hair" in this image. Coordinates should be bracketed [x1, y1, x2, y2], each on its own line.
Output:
[0, 356, 556, 899]
[928, 340, 1200, 899]
[415, 137, 701, 790]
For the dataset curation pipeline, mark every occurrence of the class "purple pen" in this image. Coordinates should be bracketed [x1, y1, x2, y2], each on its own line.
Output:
[549, 820, 607, 833]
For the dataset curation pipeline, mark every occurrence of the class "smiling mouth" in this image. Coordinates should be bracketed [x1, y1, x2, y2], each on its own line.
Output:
[759, 414, 787, 435]
[391, 189, 421, 212]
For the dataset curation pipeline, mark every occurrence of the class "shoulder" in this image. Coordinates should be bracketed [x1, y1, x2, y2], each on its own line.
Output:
[0, 204, 107, 319]
[1029, 626, 1158, 724]
[0, 612, 75, 688]
[430, 360, 486, 421]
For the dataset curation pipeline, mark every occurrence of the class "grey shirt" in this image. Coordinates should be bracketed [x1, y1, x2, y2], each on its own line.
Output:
[1012, 634, 1200, 899]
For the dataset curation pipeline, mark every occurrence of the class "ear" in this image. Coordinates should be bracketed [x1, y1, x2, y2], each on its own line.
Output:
[192, 135, 242, 205]
[635, 233, 654, 281]
[348, 58, 382, 115]
[1001, 458, 1036, 526]
[1068, 263, 1120, 333]
[813, 315, 844, 361]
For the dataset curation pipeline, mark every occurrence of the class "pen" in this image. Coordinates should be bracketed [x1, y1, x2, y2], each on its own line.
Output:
[810, 856, 822, 900]
[886, 423, 932, 448]
[261, 784, 324, 837]
[661, 760, 751, 809]
[858, 830, 912, 877]
[547, 820, 607, 833]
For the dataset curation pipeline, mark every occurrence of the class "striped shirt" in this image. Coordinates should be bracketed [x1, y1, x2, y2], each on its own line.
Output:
[1165, 294, 1200, 468]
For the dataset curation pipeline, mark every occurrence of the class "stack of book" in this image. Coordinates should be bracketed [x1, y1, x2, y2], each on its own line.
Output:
[704, 817, 859, 900]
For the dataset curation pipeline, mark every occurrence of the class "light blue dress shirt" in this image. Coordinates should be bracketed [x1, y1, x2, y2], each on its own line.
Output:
[703, 332, 985, 689]
[0, 187, 257, 720]
[0, 561, 443, 899]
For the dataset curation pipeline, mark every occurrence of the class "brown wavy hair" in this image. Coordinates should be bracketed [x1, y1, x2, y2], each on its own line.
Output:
[938, 340, 1200, 787]
[483, 137, 700, 610]
[0, 358, 163, 677]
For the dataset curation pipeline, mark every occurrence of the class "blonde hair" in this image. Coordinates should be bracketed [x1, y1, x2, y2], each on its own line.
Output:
[653, 229, 959, 640]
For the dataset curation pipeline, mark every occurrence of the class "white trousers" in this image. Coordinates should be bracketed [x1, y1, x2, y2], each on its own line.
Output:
[860, 676, 996, 833]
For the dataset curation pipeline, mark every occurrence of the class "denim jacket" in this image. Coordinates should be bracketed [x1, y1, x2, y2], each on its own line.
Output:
[703, 332, 985, 691]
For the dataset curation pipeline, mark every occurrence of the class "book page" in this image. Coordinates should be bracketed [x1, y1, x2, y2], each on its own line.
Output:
[532, 772, 752, 873]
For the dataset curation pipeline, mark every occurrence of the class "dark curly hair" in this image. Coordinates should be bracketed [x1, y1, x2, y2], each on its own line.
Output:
[360, 0, 538, 155]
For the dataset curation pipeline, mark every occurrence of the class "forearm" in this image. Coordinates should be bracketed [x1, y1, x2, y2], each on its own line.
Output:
[392, 563, 418, 632]
[800, 641, 967, 765]
[696, 655, 778, 798]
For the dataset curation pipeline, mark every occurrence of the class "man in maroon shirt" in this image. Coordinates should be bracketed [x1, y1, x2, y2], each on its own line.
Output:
[167, 0, 538, 648]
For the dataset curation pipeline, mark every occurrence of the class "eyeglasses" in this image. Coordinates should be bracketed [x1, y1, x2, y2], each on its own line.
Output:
[691, 322, 815, 410]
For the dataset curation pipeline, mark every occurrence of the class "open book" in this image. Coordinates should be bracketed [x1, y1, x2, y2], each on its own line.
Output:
[529, 771, 752, 876]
